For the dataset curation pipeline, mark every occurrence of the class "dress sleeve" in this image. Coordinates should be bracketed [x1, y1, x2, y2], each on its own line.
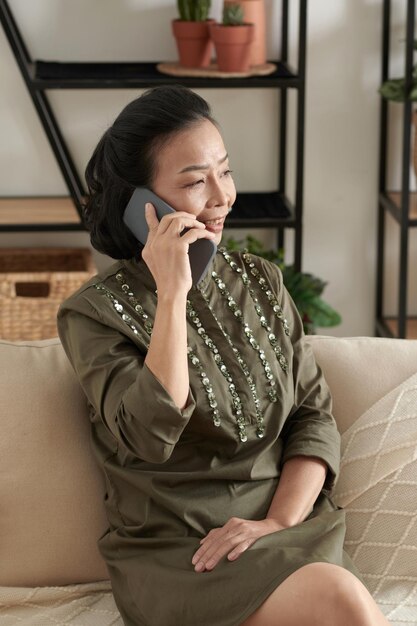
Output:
[260, 259, 341, 491]
[57, 302, 196, 464]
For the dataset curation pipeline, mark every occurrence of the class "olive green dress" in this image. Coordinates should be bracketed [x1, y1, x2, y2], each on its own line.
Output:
[57, 249, 358, 626]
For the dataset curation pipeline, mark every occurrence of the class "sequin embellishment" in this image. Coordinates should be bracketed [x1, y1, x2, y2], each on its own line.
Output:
[209, 272, 279, 407]
[186, 299, 249, 442]
[240, 251, 290, 337]
[219, 248, 289, 372]
[198, 290, 268, 439]
[94, 282, 145, 339]
[95, 273, 222, 434]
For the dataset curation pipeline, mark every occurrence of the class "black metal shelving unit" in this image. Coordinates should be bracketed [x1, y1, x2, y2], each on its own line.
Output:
[376, 0, 417, 338]
[0, 0, 307, 270]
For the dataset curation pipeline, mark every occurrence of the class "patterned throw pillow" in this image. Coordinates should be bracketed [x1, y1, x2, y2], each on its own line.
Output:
[334, 372, 417, 626]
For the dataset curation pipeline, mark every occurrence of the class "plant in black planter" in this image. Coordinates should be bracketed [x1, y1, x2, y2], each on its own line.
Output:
[224, 235, 342, 335]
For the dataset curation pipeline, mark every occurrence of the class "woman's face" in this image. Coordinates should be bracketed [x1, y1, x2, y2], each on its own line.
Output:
[151, 119, 236, 246]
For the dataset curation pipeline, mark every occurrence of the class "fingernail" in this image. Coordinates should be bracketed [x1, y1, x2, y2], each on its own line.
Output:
[195, 562, 204, 572]
[145, 203, 151, 212]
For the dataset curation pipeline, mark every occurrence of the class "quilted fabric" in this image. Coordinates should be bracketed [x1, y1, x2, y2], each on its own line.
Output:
[334, 372, 417, 626]
[0, 581, 123, 625]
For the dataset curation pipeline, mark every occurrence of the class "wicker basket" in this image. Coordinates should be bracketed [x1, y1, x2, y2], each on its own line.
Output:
[0, 248, 96, 341]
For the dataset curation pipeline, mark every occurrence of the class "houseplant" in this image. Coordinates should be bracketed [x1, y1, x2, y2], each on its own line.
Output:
[379, 40, 417, 177]
[172, 0, 213, 68]
[379, 40, 417, 102]
[209, 3, 254, 73]
[224, 235, 342, 335]
[224, 0, 266, 66]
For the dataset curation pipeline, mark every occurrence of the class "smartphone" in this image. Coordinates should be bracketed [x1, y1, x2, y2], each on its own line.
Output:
[123, 187, 217, 287]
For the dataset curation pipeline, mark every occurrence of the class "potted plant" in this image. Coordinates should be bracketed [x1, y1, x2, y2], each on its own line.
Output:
[379, 40, 417, 177]
[209, 3, 254, 73]
[224, 235, 342, 335]
[379, 40, 417, 102]
[172, 0, 213, 68]
[224, 0, 266, 66]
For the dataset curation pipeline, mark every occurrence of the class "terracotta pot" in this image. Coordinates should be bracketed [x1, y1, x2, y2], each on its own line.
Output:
[209, 23, 254, 73]
[224, 0, 266, 66]
[172, 19, 214, 68]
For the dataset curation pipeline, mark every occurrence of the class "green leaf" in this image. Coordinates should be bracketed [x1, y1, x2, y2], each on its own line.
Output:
[410, 84, 417, 101]
[302, 297, 342, 328]
[379, 78, 407, 101]
[223, 235, 342, 334]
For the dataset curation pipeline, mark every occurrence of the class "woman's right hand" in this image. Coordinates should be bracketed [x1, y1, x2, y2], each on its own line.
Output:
[141, 203, 215, 298]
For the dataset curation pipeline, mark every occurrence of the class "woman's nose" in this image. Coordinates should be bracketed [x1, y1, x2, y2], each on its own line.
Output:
[208, 178, 229, 207]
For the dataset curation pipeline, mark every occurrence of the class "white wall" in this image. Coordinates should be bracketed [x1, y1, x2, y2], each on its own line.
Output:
[1, 0, 412, 336]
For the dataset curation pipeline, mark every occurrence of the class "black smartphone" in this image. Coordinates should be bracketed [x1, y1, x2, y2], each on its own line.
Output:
[123, 187, 217, 287]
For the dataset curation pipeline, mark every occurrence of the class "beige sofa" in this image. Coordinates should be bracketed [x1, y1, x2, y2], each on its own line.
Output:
[0, 335, 417, 626]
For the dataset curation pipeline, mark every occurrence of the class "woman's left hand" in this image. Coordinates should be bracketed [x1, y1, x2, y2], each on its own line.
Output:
[192, 517, 285, 573]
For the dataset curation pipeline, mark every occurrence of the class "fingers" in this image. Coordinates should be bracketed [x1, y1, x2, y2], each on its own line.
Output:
[192, 518, 282, 573]
[158, 211, 206, 236]
[144, 203, 159, 232]
[144, 204, 204, 234]
[193, 528, 242, 572]
[142, 206, 216, 294]
[145, 206, 215, 246]
[193, 519, 253, 572]
[227, 538, 255, 561]
[180, 228, 216, 245]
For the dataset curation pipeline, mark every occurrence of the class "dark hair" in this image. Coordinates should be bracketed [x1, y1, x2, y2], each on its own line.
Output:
[83, 85, 217, 259]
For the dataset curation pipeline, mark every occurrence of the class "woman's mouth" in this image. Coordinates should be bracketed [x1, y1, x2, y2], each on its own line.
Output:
[203, 216, 226, 233]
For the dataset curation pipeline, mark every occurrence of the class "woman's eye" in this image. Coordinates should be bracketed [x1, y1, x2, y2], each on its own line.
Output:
[222, 169, 233, 177]
[186, 179, 204, 188]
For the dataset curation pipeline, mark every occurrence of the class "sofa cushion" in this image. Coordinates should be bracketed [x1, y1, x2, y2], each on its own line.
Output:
[1, 334, 416, 592]
[0, 338, 109, 586]
[0, 581, 123, 624]
[334, 370, 417, 625]
[307, 336, 417, 433]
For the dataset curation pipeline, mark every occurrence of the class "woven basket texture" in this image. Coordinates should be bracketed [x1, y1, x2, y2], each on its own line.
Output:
[0, 248, 96, 341]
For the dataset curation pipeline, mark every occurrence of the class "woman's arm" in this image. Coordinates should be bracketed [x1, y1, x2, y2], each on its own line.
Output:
[58, 206, 215, 463]
[145, 291, 189, 410]
[191, 455, 327, 572]
[265, 455, 327, 527]
[143, 203, 215, 410]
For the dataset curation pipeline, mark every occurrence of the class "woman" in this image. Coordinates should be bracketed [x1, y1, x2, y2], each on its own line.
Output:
[57, 85, 390, 626]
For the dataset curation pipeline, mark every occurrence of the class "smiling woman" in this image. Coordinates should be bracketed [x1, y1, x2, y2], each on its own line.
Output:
[151, 118, 235, 246]
[57, 86, 391, 626]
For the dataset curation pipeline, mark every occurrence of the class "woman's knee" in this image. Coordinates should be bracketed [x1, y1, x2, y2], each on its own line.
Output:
[300, 563, 368, 609]
[283, 563, 384, 625]
[241, 562, 380, 626]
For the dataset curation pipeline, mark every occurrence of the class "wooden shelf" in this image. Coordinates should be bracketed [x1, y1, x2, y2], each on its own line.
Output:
[385, 317, 417, 339]
[387, 191, 417, 225]
[0, 197, 84, 231]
